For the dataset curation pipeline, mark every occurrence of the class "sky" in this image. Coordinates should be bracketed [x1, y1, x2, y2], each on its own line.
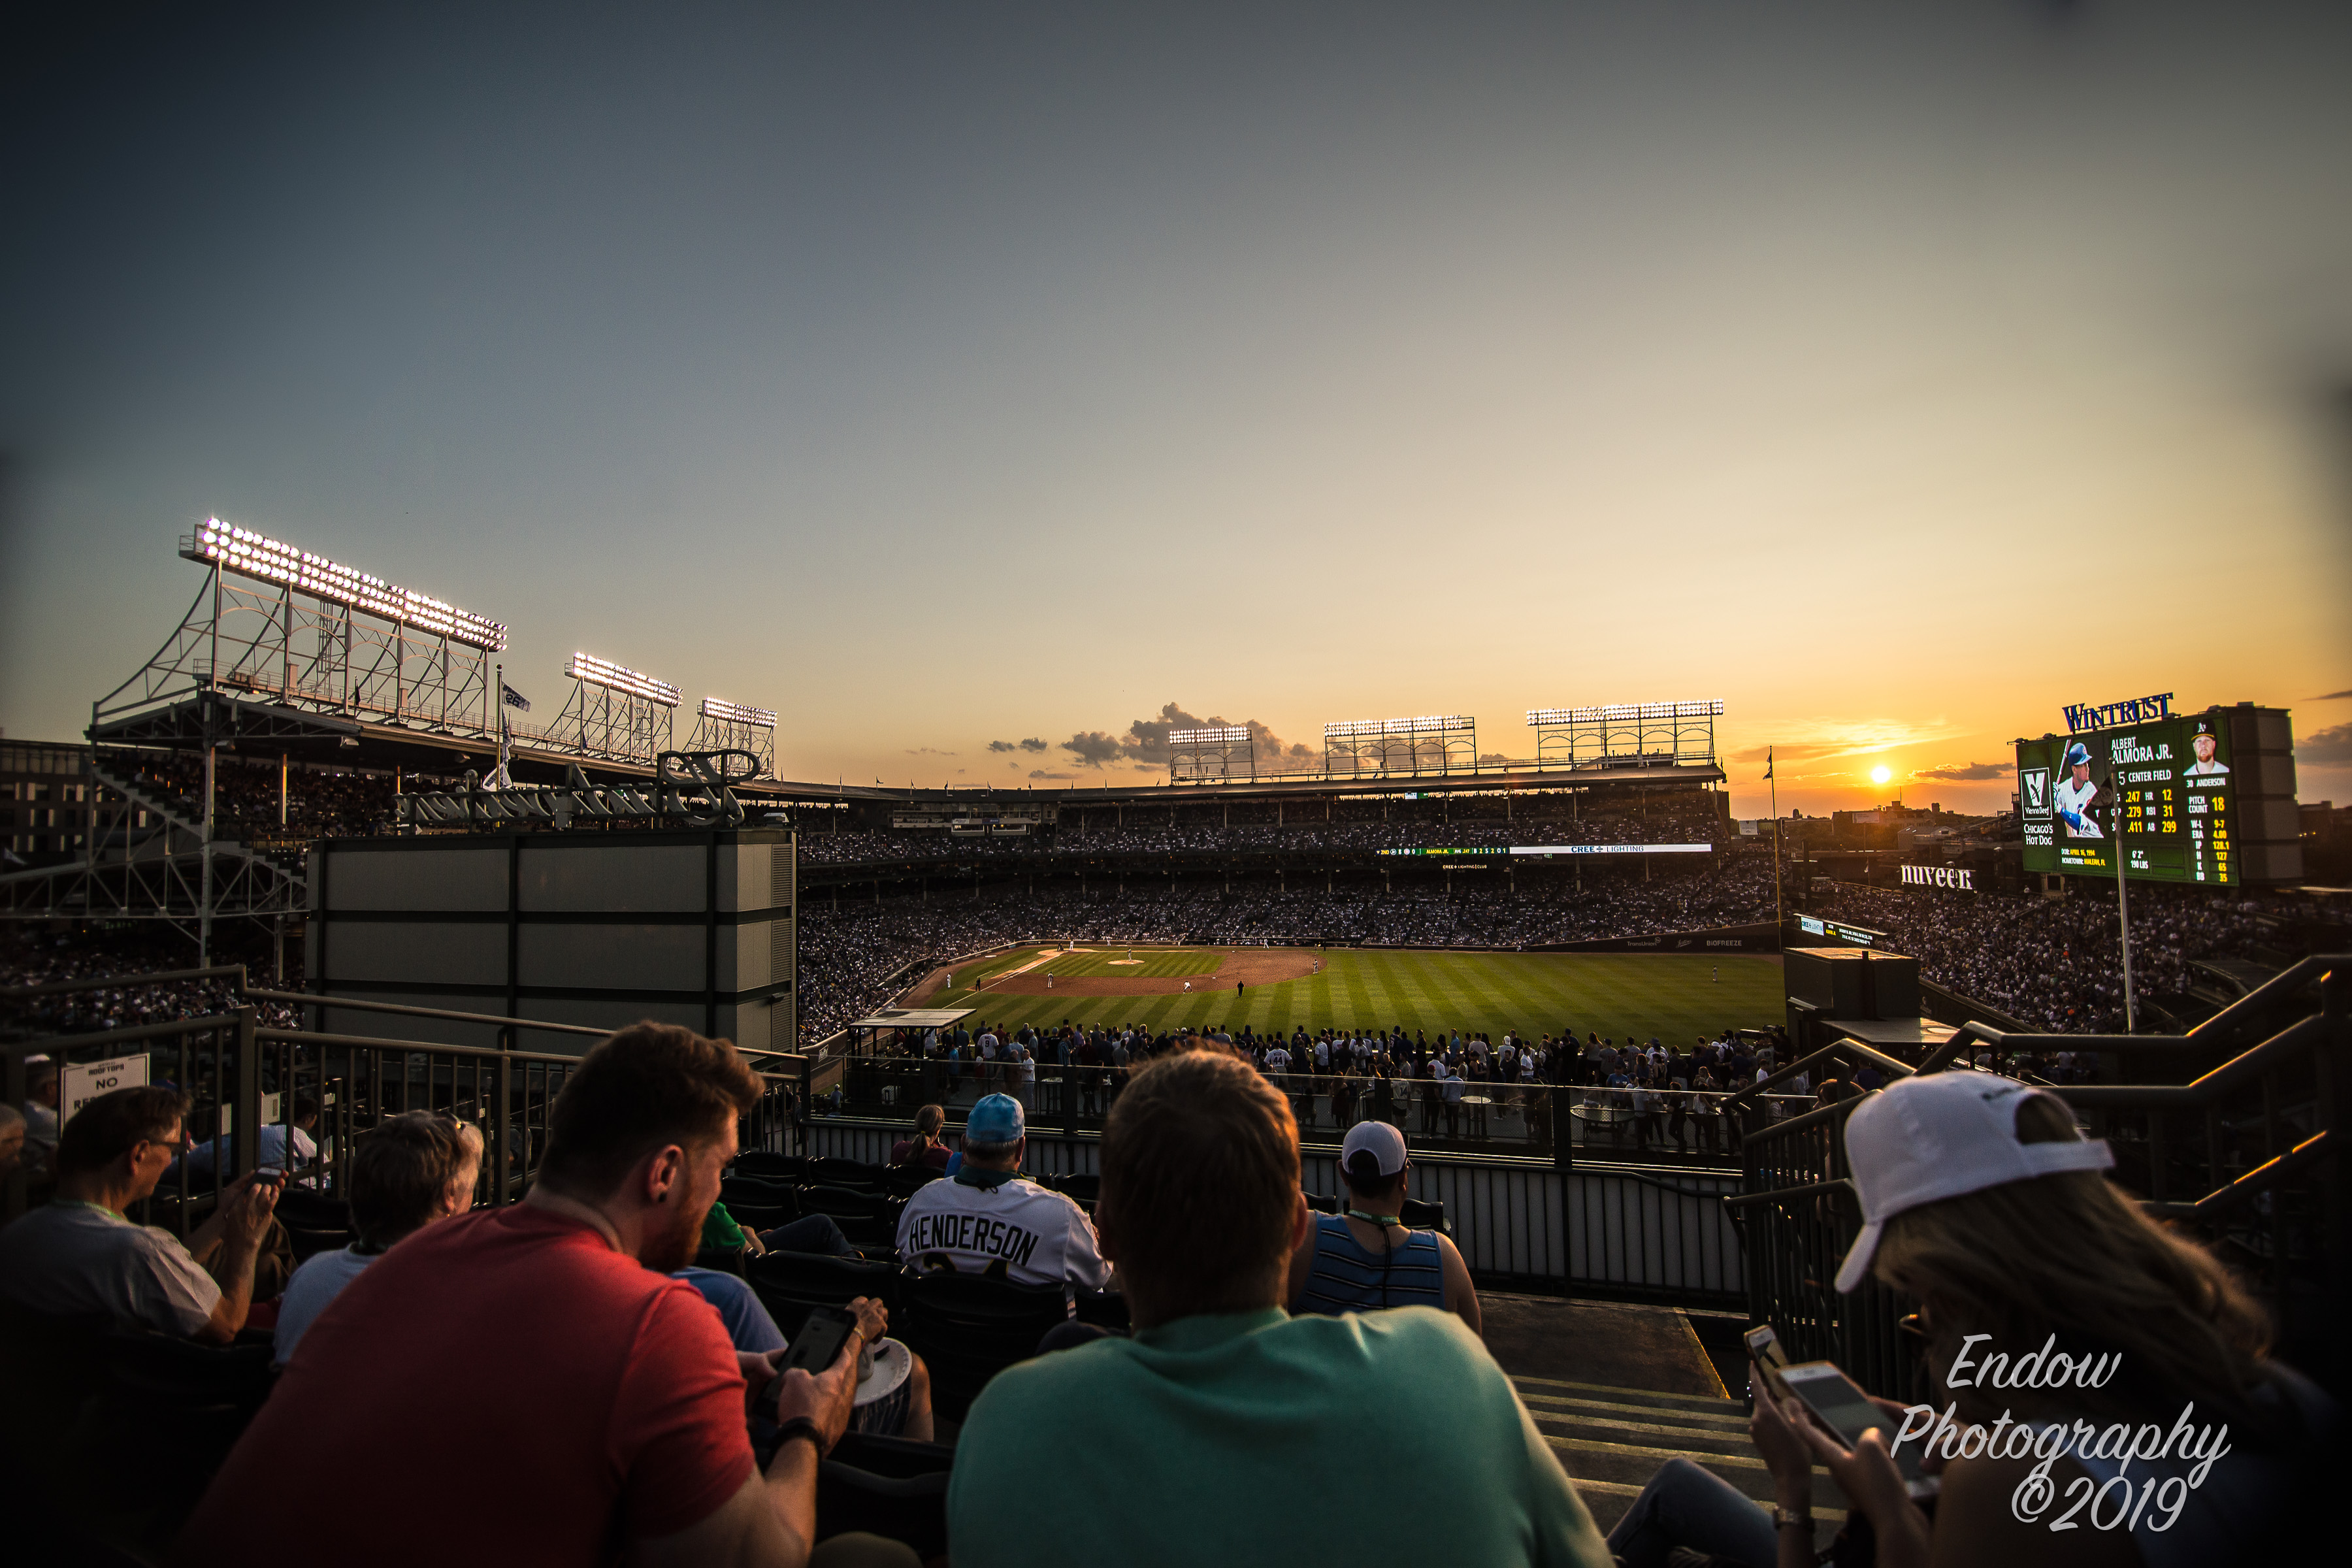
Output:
[4, 1, 2349, 816]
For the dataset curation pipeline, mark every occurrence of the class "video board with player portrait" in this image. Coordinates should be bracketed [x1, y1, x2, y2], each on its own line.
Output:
[2016, 713, 2234, 885]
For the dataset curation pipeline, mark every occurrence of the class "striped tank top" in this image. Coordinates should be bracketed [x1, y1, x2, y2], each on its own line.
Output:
[1294, 1213, 1446, 1316]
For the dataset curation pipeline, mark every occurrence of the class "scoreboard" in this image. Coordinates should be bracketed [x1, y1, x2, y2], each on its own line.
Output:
[2016, 714, 2236, 885]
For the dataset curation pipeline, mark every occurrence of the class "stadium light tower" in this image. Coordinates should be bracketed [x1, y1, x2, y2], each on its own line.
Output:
[1322, 714, 1475, 777]
[1168, 725, 1253, 783]
[689, 696, 778, 777]
[553, 652, 680, 762]
[1527, 700, 1722, 768]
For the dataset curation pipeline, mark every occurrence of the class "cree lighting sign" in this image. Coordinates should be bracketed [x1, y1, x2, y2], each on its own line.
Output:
[568, 653, 681, 706]
[1324, 715, 1475, 738]
[1508, 842, 1714, 857]
[700, 697, 776, 728]
[191, 521, 508, 651]
[1526, 700, 1723, 725]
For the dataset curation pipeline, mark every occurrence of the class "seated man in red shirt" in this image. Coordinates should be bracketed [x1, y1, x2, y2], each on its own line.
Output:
[176, 1022, 904, 1568]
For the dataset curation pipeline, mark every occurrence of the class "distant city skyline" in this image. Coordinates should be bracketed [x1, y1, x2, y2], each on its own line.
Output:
[5, 3, 2348, 816]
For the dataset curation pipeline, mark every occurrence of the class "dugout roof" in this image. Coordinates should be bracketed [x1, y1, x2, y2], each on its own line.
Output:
[847, 1008, 976, 1030]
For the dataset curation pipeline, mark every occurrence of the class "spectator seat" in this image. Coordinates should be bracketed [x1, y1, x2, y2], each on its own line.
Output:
[817, 1433, 955, 1560]
[731, 1151, 807, 1181]
[894, 1271, 1070, 1422]
[745, 1250, 902, 1343]
[271, 1188, 353, 1261]
[805, 1156, 889, 1191]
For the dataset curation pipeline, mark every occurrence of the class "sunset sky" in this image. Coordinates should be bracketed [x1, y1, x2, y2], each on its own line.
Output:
[5, 3, 2348, 817]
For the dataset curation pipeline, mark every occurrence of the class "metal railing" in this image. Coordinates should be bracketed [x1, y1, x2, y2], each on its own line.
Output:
[3, 967, 801, 1232]
[794, 1049, 1782, 1307]
[1727, 954, 2349, 1402]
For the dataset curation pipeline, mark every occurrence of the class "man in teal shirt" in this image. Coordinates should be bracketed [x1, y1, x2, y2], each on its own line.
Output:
[947, 1049, 1609, 1568]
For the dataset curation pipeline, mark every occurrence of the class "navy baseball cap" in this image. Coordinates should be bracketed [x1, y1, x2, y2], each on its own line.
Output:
[2064, 742, 2091, 768]
[966, 1093, 1025, 1143]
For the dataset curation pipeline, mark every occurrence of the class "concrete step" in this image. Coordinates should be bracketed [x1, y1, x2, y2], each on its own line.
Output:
[1511, 1375, 1850, 1537]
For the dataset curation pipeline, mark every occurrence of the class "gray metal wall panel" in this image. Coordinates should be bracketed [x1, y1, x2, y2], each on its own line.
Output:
[724, 841, 771, 914]
[328, 847, 507, 911]
[314, 992, 504, 1051]
[324, 921, 507, 987]
[512, 996, 705, 1054]
[518, 843, 704, 913]
[517, 922, 704, 990]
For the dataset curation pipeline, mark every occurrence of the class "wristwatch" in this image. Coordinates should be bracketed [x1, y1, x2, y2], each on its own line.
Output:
[775, 1416, 827, 1458]
[1772, 1504, 1813, 1530]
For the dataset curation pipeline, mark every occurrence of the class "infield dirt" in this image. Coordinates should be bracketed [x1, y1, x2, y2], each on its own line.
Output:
[907, 946, 1318, 1002]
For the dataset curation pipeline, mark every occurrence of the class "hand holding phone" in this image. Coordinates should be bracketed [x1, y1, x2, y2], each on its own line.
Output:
[1780, 1361, 1936, 1497]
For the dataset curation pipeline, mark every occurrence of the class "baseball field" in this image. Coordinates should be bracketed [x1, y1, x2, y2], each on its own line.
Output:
[908, 945, 1782, 1044]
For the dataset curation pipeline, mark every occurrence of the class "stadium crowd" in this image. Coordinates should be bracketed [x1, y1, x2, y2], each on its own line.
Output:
[1812, 881, 2331, 1033]
[98, 749, 403, 842]
[794, 798, 1723, 866]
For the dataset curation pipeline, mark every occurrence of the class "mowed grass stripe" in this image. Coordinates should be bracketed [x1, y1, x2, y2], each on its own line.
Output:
[925, 952, 1781, 1044]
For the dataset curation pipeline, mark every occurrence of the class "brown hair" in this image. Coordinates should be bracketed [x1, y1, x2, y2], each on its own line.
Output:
[913, 1104, 945, 1140]
[536, 1022, 761, 1198]
[349, 1113, 478, 1249]
[1875, 1092, 2279, 1434]
[56, 1085, 190, 1176]
[1099, 1047, 1298, 1320]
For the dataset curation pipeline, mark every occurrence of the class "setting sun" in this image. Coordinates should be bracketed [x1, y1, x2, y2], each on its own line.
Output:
[1870, 765, 1893, 786]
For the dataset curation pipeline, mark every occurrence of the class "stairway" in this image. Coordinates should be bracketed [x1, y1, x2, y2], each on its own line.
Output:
[1512, 1374, 1847, 1544]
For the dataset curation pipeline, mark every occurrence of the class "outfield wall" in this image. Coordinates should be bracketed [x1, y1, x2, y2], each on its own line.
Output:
[800, 1119, 1744, 1307]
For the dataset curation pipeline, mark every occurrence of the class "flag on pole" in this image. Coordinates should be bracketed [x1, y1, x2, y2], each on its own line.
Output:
[500, 682, 531, 712]
[1762, 747, 1773, 781]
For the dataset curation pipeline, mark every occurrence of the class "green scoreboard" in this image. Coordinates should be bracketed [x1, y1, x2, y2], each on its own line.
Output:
[2016, 714, 2236, 885]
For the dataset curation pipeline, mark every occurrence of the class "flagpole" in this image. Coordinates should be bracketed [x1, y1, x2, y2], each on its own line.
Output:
[1769, 747, 1784, 941]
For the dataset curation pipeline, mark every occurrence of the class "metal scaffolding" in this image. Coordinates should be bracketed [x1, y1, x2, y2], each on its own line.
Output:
[1322, 715, 1478, 777]
[688, 698, 777, 778]
[1527, 701, 1723, 768]
[1168, 726, 1254, 783]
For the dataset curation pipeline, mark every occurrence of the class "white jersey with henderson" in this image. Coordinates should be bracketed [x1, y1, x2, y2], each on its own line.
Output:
[896, 1176, 1112, 1291]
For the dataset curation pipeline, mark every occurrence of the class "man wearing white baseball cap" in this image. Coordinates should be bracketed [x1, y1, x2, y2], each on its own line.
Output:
[1285, 1120, 1478, 1335]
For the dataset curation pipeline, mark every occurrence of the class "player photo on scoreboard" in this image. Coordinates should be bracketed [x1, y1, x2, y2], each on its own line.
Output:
[2186, 718, 2230, 777]
[2053, 740, 2102, 838]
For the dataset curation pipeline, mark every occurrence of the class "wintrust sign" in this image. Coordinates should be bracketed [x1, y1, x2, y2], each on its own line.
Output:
[1900, 864, 1976, 891]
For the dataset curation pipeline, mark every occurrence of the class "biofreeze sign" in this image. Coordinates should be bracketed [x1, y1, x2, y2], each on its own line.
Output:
[1900, 864, 1976, 890]
[63, 1054, 150, 1121]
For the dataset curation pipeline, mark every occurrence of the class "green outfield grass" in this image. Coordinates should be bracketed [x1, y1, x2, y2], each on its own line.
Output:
[930, 947, 1782, 1044]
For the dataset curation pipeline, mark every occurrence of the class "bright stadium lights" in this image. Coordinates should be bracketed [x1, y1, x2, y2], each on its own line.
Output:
[567, 653, 681, 707]
[700, 697, 776, 728]
[1323, 715, 1475, 738]
[1169, 727, 1250, 745]
[192, 520, 508, 651]
[1526, 700, 1724, 725]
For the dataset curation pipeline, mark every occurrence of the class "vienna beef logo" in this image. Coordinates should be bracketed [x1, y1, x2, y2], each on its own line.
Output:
[1891, 1335, 2231, 1535]
[1900, 864, 1976, 890]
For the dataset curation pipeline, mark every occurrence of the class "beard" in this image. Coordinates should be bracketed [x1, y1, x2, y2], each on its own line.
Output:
[644, 1189, 710, 1273]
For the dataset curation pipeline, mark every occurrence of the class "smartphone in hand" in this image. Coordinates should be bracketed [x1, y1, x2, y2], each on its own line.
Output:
[1744, 1324, 1791, 1403]
[1780, 1360, 1936, 1496]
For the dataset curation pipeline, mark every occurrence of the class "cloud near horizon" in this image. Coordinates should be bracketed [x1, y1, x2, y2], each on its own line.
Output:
[2295, 723, 2352, 765]
[1913, 760, 2008, 781]
[1054, 701, 1316, 770]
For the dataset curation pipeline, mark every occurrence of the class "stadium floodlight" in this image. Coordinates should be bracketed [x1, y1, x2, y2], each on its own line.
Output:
[567, 652, 681, 707]
[191, 520, 508, 651]
[1169, 726, 1250, 745]
[1526, 700, 1723, 725]
[700, 697, 776, 728]
[1324, 714, 1474, 738]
